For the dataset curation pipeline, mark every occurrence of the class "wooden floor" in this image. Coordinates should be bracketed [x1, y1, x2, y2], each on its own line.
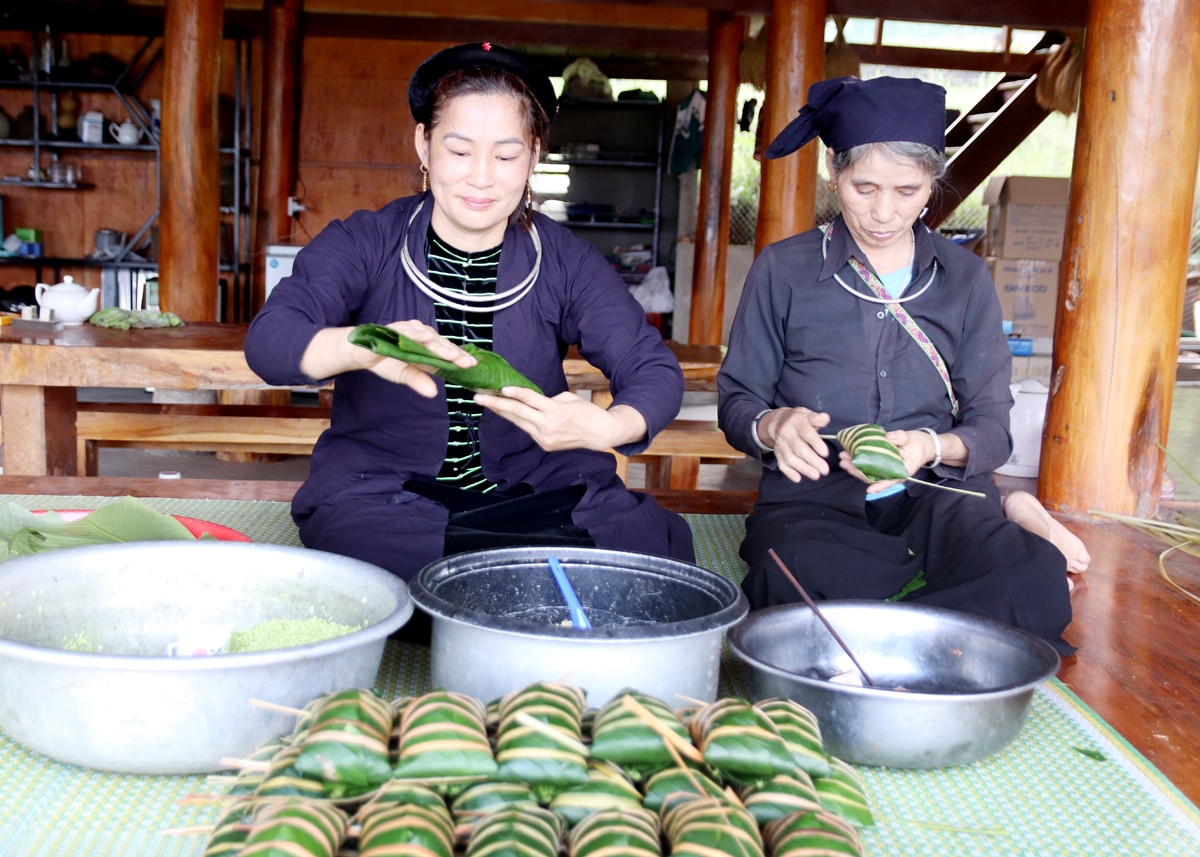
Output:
[1, 474, 1198, 807]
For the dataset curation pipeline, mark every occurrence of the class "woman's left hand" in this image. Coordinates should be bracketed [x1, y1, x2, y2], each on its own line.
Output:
[839, 428, 937, 493]
[475, 387, 648, 452]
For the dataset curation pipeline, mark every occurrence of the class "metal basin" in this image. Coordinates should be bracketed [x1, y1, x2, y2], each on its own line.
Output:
[727, 601, 1060, 768]
[410, 546, 749, 707]
[0, 541, 413, 774]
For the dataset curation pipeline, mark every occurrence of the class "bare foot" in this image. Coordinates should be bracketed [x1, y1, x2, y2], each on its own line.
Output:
[1003, 490, 1092, 574]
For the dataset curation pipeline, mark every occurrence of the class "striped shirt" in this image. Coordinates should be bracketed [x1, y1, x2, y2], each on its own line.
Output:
[427, 227, 501, 493]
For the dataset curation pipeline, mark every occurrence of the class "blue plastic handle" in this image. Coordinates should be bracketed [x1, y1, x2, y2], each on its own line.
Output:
[548, 556, 592, 630]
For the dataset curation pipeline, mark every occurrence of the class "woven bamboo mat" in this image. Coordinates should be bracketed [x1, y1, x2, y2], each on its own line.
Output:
[0, 495, 1198, 856]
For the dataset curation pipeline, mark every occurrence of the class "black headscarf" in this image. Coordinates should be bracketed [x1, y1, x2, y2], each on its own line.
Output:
[765, 75, 946, 159]
[408, 42, 558, 126]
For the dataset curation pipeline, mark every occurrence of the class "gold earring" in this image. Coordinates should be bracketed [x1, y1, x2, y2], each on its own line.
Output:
[828, 179, 838, 192]
[526, 181, 533, 208]
[420, 164, 429, 193]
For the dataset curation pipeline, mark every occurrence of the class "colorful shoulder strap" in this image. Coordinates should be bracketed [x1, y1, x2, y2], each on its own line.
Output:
[820, 223, 959, 418]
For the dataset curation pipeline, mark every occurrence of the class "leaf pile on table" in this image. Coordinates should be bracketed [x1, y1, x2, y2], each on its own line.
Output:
[0, 497, 201, 561]
[192, 682, 871, 856]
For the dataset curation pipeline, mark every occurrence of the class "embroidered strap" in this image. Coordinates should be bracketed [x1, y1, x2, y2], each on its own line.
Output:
[820, 223, 959, 417]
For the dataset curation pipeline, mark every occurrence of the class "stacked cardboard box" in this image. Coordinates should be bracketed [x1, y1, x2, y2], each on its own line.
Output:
[982, 175, 1070, 380]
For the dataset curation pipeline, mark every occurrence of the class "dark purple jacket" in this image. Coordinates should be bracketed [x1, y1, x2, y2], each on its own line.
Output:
[245, 193, 688, 555]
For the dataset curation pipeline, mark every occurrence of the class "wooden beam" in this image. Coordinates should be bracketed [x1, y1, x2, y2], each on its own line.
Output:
[295, 13, 709, 56]
[160, 0, 223, 321]
[1040, 0, 1200, 517]
[755, 0, 825, 252]
[254, 0, 302, 313]
[689, 12, 742, 344]
[549, 0, 1089, 29]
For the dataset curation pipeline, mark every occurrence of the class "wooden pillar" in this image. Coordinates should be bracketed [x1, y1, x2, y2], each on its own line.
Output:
[1039, 0, 1200, 517]
[688, 12, 744, 345]
[254, 0, 302, 314]
[754, 0, 826, 254]
[160, 0, 223, 322]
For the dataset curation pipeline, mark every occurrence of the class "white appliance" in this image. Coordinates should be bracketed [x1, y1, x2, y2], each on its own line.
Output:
[264, 244, 302, 298]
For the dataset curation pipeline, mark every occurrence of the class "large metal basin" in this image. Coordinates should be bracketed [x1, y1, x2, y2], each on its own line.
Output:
[410, 546, 749, 707]
[727, 601, 1060, 768]
[0, 541, 413, 774]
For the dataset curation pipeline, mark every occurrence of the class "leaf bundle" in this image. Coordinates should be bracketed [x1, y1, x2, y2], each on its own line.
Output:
[294, 690, 396, 799]
[567, 806, 661, 857]
[348, 323, 542, 394]
[588, 689, 691, 781]
[754, 698, 831, 778]
[548, 759, 643, 828]
[761, 807, 865, 857]
[812, 757, 874, 828]
[687, 697, 798, 787]
[492, 682, 590, 803]
[464, 805, 563, 857]
[392, 690, 497, 793]
[660, 795, 764, 857]
[356, 800, 455, 857]
[239, 799, 348, 857]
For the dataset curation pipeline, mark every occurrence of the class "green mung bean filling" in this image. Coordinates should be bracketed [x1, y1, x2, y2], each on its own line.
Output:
[228, 617, 362, 653]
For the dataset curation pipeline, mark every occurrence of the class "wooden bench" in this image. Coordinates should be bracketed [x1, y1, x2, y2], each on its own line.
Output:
[70, 403, 745, 490]
[612, 420, 745, 490]
[74, 402, 331, 477]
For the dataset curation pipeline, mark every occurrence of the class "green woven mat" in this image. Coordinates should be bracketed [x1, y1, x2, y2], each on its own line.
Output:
[1, 497, 1199, 856]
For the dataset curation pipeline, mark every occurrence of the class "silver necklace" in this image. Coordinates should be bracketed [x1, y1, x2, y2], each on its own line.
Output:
[823, 224, 937, 305]
[399, 201, 542, 313]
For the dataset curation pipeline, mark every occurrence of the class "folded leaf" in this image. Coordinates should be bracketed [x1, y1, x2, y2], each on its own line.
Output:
[836, 423, 908, 482]
[348, 323, 542, 394]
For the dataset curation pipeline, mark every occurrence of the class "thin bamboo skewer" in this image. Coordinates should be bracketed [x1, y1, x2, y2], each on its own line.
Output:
[768, 549, 877, 687]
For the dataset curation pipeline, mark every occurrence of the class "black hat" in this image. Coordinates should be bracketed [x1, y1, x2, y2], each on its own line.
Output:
[408, 42, 558, 126]
[765, 76, 946, 159]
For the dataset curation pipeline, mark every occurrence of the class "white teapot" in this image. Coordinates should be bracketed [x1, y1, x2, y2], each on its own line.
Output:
[34, 275, 100, 325]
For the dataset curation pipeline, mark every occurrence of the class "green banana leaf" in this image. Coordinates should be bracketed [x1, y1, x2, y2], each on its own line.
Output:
[836, 423, 909, 482]
[347, 323, 542, 395]
[0, 497, 199, 562]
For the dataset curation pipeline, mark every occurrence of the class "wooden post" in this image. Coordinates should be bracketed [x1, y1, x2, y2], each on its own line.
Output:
[754, 0, 826, 254]
[160, 0, 223, 322]
[254, 0, 302, 314]
[688, 12, 744, 345]
[1039, 0, 1200, 517]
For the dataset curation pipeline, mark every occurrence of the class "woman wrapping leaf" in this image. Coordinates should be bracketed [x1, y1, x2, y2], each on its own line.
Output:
[244, 43, 693, 612]
[716, 75, 1076, 655]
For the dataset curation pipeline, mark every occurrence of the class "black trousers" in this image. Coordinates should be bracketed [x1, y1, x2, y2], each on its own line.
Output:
[739, 476, 1075, 655]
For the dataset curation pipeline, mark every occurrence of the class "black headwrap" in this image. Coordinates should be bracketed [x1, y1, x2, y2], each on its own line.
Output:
[408, 42, 558, 126]
[765, 76, 946, 159]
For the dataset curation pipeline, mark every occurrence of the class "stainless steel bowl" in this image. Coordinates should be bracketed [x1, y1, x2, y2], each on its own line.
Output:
[0, 541, 413, 774]
[410, 546, 749, 707]
[727, 601, 1060, 768]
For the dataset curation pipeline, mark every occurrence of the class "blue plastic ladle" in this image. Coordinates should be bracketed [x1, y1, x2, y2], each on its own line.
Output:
[548, 556, 592, 630]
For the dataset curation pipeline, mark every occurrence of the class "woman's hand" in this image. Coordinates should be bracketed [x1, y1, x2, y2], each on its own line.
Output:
[755, 407, 833, 483]
[476, 388, 648, 452]
[300, 321, 476, 398]
[838, 428, 936, 493]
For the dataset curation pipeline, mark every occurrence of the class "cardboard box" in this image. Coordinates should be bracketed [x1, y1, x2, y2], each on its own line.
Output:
[983, 176, 1069, 260]
[1011, 354, 1053, 385]
[988, 257, 1059, 339]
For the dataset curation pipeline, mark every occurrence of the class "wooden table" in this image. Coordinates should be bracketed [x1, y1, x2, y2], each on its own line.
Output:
[0, 323, 726, 477]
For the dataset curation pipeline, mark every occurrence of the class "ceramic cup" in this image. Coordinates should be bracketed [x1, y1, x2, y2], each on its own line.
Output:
[166, 623, 232, 657]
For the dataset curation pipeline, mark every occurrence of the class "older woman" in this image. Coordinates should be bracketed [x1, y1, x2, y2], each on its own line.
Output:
[245, 42, 694, 588]
[717, 76, 1074, 654]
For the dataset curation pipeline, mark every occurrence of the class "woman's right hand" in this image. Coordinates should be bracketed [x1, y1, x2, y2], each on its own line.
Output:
[755, 407, 833, 483]
[300, 321, 476, 398]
